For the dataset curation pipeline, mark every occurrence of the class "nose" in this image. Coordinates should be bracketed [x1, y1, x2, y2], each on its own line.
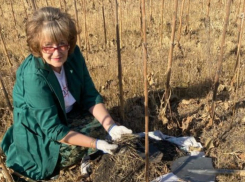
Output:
[52, 48, 61, 55]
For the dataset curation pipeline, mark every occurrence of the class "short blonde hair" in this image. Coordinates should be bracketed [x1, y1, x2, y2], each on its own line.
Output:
[26, 7, 77, 57]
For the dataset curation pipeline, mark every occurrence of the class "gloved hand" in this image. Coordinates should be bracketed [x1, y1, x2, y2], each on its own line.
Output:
[96, 139, 118, 155]
[108, 124, 133, 140]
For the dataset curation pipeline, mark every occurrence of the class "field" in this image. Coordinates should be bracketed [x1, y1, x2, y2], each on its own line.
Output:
[1, 0, 245, 181]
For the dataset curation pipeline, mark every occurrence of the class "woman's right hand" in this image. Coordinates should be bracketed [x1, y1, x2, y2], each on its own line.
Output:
[108, 124, 133, 140]
[96, 140, 118, 155]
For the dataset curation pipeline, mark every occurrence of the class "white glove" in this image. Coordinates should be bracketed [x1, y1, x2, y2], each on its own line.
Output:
[96, 139, 118, 155]
[108, 124, 133, 140]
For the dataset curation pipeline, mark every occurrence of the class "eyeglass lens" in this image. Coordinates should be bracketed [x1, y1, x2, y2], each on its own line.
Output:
[42, 45, 69, 53]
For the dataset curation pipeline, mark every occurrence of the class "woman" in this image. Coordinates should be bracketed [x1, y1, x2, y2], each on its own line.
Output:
[0, 7, 132, 180]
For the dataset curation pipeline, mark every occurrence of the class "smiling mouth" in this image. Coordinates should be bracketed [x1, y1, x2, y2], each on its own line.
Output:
[52, 57, 62, 61]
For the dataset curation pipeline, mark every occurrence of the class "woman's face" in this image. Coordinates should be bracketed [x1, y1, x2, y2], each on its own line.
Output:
[41, 38, 70, 73]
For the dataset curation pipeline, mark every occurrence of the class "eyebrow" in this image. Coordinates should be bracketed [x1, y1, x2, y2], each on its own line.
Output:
[43, 41, 67, 46]
[43, 43, 52, 46]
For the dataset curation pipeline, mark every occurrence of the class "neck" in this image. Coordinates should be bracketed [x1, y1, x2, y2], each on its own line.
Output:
[53, 66, 62, 73]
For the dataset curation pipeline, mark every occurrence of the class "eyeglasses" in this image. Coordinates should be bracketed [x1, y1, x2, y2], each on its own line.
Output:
[42, 44, 70, 54]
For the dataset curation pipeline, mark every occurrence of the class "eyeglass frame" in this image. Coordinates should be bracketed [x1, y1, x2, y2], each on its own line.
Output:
[41, 44, 70, 54]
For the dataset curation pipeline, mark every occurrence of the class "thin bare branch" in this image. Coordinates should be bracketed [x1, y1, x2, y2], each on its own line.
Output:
[0, 27, 13, 67]
[9, 0, 17, 27]
[164, 0, 178, 106]
[115, 0, 124, 121]
[30, 0, 37, 11]
[141, 0, 149, 181]
[211, 0, 232, 123]
[73, 0, 81, 48]
[177, 0, 185, 45]
[102, 0, 107, 48]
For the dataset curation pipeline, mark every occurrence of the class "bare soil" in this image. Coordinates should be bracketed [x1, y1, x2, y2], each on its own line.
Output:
[1, 0, 245, 182]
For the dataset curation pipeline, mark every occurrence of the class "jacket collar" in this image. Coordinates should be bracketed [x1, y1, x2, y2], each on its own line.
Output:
[35, 57, 50, 70]
[34, 57, 66, 114]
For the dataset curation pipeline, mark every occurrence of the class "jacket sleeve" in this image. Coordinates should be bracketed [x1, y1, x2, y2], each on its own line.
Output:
[23, 71, 70, 141]
[73, 46, 104, 110]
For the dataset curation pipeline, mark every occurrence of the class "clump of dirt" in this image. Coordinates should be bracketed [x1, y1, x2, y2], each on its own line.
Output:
[90, 135, 185, 182]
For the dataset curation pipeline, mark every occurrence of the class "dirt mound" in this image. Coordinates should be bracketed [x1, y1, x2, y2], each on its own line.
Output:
[91, 135, 185, 182]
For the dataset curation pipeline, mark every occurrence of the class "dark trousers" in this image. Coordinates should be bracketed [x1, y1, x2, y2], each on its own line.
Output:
[58, 106, 107, 168]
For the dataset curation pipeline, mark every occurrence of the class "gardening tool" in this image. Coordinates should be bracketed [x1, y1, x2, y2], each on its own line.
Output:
[171, 156, 245, 182]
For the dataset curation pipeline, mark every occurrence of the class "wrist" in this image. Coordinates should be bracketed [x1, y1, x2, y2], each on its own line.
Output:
[107, 123, 117, 133]
[90, 138, 97, 148]
[103, 120, 115, 131]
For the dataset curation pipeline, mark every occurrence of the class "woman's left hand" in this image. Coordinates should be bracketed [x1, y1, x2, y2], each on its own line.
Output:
[108, 124, 132, 140]
[96, 139, 118, 154]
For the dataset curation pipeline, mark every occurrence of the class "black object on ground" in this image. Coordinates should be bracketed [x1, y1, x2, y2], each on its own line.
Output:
[171, 156, 245, 182]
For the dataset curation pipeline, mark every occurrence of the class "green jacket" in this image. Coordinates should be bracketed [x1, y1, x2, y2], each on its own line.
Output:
[1, 46, 103, 180]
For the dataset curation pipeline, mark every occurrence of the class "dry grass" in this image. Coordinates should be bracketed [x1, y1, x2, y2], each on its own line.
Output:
[91, 134, 183, 182]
